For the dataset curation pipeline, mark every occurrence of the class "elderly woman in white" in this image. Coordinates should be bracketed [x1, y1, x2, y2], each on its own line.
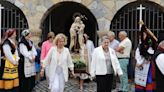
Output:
[90, 36, 123, 92]
[40, 33, 75, 92]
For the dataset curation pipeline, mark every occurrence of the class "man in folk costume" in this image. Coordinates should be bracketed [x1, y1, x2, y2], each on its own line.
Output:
[153, 40, 164, 92]
[18, 29, 37, 92]
[0, 28, 20, 92]
[135, 24, 158, 92]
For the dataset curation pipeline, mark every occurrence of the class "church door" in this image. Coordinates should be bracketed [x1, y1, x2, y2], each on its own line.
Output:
[0, 1, 29, 41]
[40, 1, 98, 47]
[110, 1, 164, 79]
[110, 1, 164, 49]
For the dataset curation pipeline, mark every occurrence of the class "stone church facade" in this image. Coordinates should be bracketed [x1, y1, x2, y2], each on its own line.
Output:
[2, 0, 164, 44]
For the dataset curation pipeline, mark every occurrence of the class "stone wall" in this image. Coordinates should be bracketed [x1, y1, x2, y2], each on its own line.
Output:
[6, 0, 164, 43]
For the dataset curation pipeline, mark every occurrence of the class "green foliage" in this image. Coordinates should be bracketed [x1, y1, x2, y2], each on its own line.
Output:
[73, 58, 86, 69]
[71, 53, 86, 69]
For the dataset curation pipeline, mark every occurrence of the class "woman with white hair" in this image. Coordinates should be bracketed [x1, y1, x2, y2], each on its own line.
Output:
[107, 31, 119, 50]
[18, 29, 37, 92]
[40, 33, 75, 92]
[90, 35, 123, 92]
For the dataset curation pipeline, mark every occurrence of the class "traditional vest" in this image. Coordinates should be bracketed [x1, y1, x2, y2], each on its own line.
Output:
[18, 38, 33, 61]
[19, 38, 36, 78]
[19, 38, 33, 53]
[1, 39, 15, 57]
[1, 39, 18, 79]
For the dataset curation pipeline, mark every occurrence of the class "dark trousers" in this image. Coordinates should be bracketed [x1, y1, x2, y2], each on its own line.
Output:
[96, 74, 113, 92]
[19, 76, 35, 92]
[18, 59, 35, 92]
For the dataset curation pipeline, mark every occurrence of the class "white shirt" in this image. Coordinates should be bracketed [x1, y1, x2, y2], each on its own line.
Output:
[2, 39, 19, 65]
[135, 48, 145, 65]
[86, 40, 94, 61]
[117, 37, 132, 58]
[156, 54, 164, 75]
[19, 43, 37, 60]
[85, 40, 94, 73]
[86, 40, 94, 56]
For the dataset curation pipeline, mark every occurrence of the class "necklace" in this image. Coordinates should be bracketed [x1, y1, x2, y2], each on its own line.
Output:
[103, 48, 109, 52]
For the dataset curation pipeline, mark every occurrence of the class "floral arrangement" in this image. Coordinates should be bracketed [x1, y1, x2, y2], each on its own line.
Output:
[71, 53, 86, 69]
[73, 59, 86, 69]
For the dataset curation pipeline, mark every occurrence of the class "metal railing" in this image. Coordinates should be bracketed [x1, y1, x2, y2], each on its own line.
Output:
[1, 1, 28, 41]
[110, 1, 164, 49]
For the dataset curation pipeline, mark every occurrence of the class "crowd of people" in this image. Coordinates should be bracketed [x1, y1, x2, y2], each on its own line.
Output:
[0, 23, 164, 92]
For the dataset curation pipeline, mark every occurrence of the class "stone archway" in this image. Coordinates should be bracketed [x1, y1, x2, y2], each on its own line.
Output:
[110, 0, 164, 79]
[0, 1, 29, 41]
[110, 1, 164, 48]
[40, 1, 98, 47]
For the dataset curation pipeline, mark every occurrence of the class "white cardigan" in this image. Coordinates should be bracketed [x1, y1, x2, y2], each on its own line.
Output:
[90, 46, 123, 77]
[42, 46, 74, 82]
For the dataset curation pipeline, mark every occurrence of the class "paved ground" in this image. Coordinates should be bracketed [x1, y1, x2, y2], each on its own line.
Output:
[33, 78, 135, 92]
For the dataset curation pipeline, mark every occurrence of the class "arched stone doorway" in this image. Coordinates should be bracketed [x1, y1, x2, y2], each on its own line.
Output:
[40, 1, 98, 47]
[110, 1, 164, 49]
[0, 1, 29, 41]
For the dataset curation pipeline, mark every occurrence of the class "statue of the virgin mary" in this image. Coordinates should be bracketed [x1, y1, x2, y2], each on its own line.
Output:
[69, 13, 85, 53]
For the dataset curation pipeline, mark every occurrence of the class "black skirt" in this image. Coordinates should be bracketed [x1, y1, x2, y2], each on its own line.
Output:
[155, 64, 164, 92]
[18, 59, 35, 92]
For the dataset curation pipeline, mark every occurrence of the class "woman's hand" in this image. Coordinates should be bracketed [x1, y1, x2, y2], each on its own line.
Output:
[71, 71, 76, 78]
[32, 56, 35, 62]
[40, 69, 44, 77]
[90, 76, 95, 81]
[136, 64, 144, 70]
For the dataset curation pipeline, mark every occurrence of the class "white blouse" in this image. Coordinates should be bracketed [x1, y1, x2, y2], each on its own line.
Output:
[19, 42, 37, 61]
[2, 39, 19, 65]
